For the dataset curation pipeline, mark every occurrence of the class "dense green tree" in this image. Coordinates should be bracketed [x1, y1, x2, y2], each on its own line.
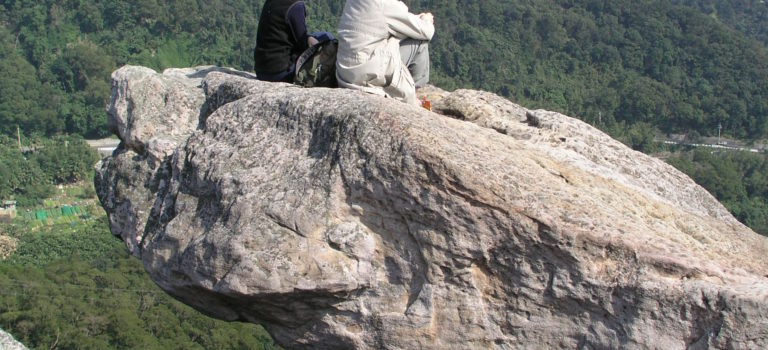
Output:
[0, 136, 99, 205]
[0, 139, 54, 206]
[622, 121, 661, 153]
[673, 0, 768, 47]
[32, 136, 100, 185]
[0, 28, 63, 136]
[1, 217, 282, 349]
[666, 148, 768, 236]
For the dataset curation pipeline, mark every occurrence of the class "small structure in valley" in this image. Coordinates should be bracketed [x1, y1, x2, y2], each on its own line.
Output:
[0, 200, 16, 221]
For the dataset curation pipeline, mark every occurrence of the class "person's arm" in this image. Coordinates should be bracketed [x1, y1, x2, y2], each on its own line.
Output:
[286, 1, 311, 52]
[383, 0, 435, 41]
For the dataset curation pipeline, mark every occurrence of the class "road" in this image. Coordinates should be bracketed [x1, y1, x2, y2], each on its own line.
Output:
[660, 140, 763, 153]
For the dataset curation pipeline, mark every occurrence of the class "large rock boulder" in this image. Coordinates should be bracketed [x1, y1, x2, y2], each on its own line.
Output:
[96, 65, 768, 349]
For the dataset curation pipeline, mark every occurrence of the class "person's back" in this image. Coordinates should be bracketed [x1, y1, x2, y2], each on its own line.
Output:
[254, 0, 311, 82]
[337, 0, 390, 62]
[336, 0, 435, 105]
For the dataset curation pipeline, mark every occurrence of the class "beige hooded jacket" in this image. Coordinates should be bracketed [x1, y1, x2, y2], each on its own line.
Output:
[336, 0, 435, 105]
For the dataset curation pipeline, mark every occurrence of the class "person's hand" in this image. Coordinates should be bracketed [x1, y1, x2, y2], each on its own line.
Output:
[308, 36, 319, 47]
[419, 12, 434, 24]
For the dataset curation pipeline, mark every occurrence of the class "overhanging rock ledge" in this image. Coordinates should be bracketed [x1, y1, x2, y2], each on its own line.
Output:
[95, 65, 768, 349]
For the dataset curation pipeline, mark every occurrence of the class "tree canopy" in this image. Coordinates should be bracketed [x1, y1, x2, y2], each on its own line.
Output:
[0, 217, 281, 349]
[667, 148, 768, 235]
[0, 135, 99, 206]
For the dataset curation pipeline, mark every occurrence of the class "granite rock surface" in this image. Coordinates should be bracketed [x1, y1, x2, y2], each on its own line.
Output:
[0, 328, 27, 350]
[95, 65, 768, 349]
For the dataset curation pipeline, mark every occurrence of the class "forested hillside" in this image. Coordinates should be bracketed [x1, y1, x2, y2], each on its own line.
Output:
[0, 0, 264, 138]
[2, 0, 768, 141]
[667, 148, 768, 235]
[424, 0, 768, 141]
[1, 1, 767, 347]
[1, 216, 280, 349]
[673, 0, 768, 47]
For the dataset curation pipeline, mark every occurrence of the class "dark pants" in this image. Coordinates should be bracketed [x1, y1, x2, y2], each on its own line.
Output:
[256, 63, 295, 83]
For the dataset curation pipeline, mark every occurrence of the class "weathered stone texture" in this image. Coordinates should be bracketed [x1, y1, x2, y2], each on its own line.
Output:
[0, 328, 27, 350]
[96, 65, 768, 349]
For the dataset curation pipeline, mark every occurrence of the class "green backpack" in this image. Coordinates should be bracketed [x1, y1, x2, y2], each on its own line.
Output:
[294, 39, 338, 88]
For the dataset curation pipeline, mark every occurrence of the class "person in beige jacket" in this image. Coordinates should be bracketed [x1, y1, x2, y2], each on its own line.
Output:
[336, 0, 435, 105]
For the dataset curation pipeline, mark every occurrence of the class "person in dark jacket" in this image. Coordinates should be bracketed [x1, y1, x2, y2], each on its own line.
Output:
[254, 0, 318, 82]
